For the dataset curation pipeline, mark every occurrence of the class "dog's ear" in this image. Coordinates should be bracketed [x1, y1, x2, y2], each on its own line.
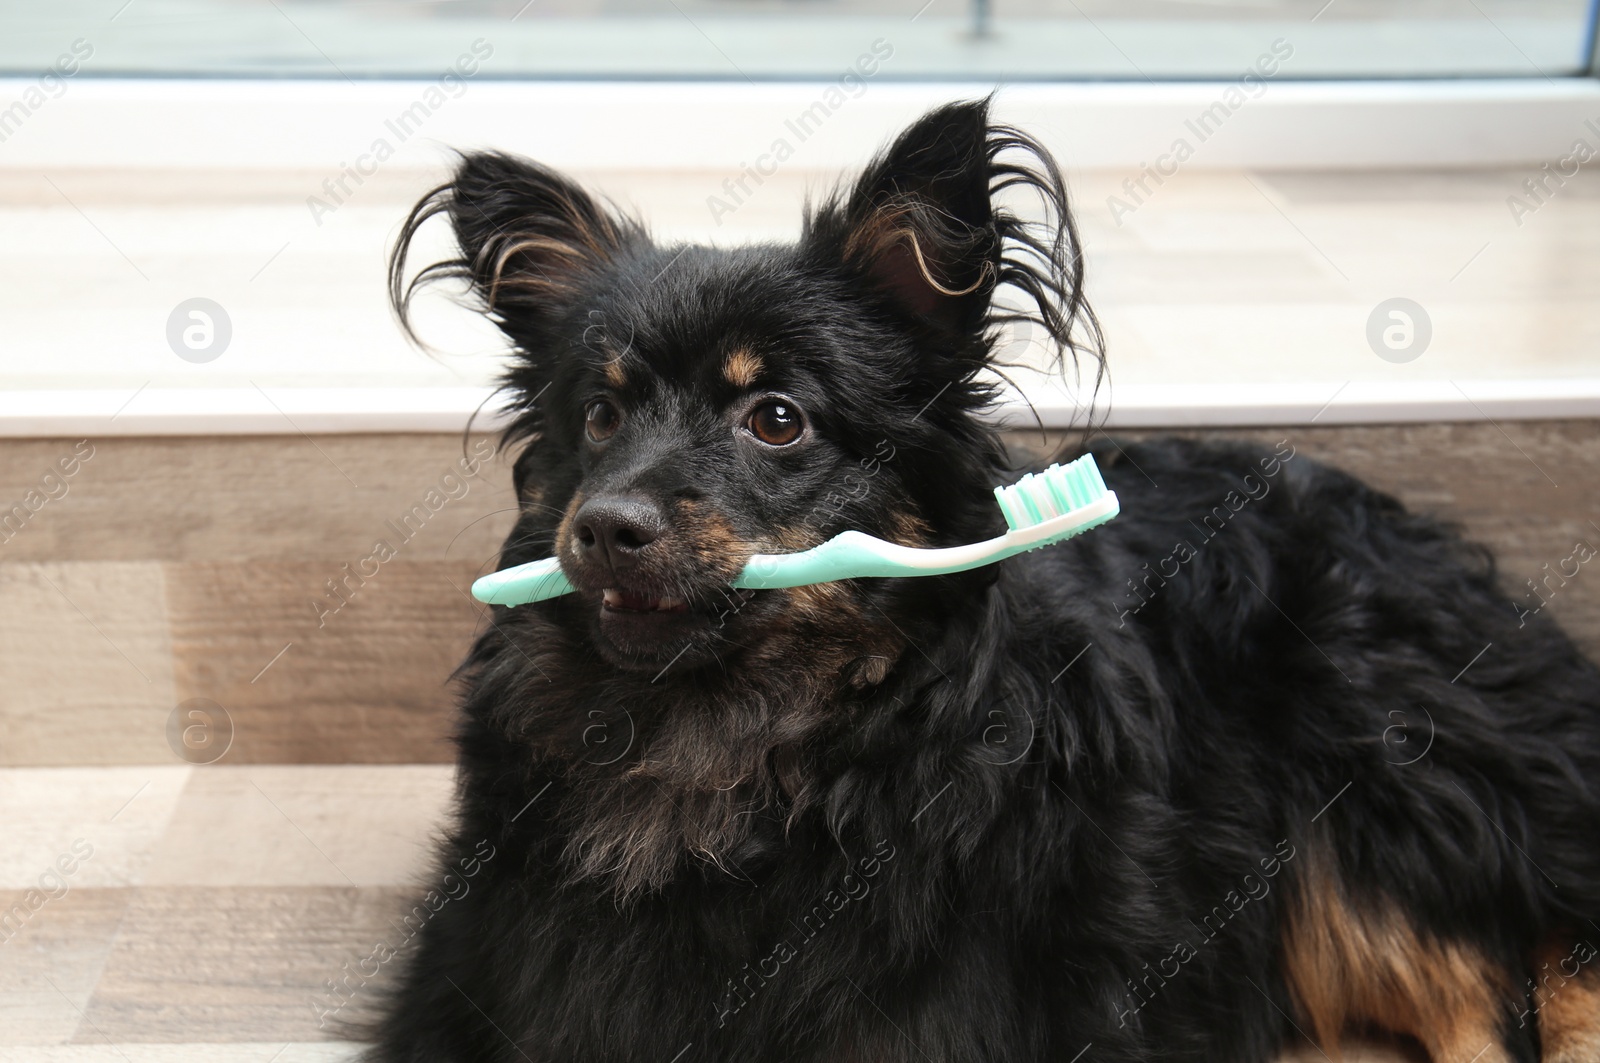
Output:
[389, 151, 635, 351]
[806, 98, 1100, 381]
[808, 100, 1000, 333]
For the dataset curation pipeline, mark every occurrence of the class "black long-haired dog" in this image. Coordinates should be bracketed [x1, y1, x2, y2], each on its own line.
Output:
[371, 99, 1600, 1062]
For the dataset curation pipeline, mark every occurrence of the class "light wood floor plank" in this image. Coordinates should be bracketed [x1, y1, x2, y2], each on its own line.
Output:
[0, 563, 176, 767]
[139, 766, 453, 888]
[0, 887, 131, 1045]
[79, 886, 411, 1043]
[162, 561, 485, 764]
[0, 435, 516, 565]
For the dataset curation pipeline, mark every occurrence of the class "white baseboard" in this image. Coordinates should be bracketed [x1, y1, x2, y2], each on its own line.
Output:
[5, 379, 1597, 438]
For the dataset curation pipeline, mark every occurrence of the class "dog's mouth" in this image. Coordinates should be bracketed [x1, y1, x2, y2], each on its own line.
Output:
[602, 588, 690, 615]
[551, 501, 769, 670]
[587, 580, 761, 671]
[598, 585, 756, 618]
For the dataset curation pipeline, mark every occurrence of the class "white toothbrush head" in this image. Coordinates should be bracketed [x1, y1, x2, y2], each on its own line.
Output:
[992, 454, 1112, 531]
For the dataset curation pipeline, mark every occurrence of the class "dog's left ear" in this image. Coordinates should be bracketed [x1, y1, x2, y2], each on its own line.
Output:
[806, 98, 1099, 377]
[808, 99, 1002, 334]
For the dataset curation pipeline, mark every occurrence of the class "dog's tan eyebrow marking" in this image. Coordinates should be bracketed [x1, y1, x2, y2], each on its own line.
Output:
[722, 348, 763, 389]
[603, 356, 626, 388]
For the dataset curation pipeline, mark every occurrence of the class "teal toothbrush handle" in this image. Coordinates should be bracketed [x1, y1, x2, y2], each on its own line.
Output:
[469, 535, 926, 604]
[473, 557, 574, 606]
[470, 493, 1118, 606]
[472, 536, 914, 604]
[733, 495, 1118, 591]
[733, 531, 919, 589]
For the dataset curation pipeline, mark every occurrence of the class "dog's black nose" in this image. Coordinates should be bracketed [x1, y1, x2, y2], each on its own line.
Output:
[572, 497, 664, 572]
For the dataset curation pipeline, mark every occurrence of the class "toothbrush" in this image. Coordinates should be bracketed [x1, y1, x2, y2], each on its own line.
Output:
[471, 453, 1119, 607]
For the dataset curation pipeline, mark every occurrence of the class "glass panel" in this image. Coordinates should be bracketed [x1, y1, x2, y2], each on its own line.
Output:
[0, 0, 1595, 82]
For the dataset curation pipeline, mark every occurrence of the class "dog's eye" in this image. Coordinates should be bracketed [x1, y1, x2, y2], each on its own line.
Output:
[585, 399, 621, 442]
[746, 400, 804, 447]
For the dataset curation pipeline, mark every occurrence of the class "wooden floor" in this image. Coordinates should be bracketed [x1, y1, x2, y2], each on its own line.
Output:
[0, 759, 1412, 1062]
[2, 420, 1597, 1056]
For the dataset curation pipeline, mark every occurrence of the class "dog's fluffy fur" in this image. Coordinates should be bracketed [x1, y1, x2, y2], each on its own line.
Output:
[370, 100, 1600, 1062]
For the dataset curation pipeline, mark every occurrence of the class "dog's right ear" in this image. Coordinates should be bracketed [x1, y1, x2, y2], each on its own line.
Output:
[389, 151, 636, 353]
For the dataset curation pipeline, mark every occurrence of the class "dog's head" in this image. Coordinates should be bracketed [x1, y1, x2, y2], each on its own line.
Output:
[393, 99, 1099, 679]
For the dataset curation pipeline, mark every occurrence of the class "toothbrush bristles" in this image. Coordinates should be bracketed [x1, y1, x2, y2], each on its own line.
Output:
[993, 454, 1109, 531]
